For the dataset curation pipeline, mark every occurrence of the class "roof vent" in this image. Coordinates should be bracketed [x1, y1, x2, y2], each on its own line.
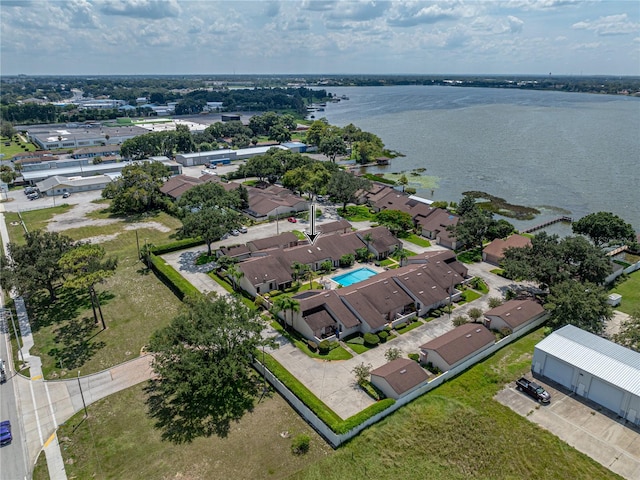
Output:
[393, 290, 398, 294]
[505, 312, 510, 316]
[465, 334, 472, 338]
[400, 369, 407, 374]
[476, 328, 481, 333]
[384, 281, 388, 284]
[516, 306, 521, 310]
[432, 286, 436, 289]
[419, 290, 424, 294]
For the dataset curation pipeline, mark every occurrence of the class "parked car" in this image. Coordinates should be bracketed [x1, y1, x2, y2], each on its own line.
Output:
[230, 229, 240, 236]
[0, 359, 5, 384]
[27, 193, 39, 200]
[516, 377, 551, 403]
[62, 192, 70, 198]
[287, 217, 297, 223]
[239, 226, 248, 234]
[207, 163, 217, 169]
[0, 421, 11, 446]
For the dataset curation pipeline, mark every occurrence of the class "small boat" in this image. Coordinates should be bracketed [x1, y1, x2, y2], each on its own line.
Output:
[341, 95, 349, 100]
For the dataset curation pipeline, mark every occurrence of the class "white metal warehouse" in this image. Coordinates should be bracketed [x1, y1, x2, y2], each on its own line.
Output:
[532, 324, 640, 426]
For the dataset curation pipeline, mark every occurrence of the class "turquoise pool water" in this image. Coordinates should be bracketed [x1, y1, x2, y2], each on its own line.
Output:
[332, 267, 378, 287]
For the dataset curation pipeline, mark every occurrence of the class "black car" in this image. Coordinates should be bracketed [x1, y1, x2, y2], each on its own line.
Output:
[516, 377, 551, 403]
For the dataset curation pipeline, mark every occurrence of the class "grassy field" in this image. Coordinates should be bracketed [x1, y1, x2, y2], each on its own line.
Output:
[7, 205, 185, 378]
[0, 135, 37, 159]
[609, 270, 640, 315]
[33, 383, 333, 480]
[32, 328, 620, 480]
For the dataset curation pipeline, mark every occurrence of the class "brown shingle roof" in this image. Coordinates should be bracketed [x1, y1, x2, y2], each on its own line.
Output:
[484, 299, 545, 329]
[483, 234, 531, 260]
[317, 219, 352, 235]
[420, 324, 494, 365]
[370, 358, 429, 396]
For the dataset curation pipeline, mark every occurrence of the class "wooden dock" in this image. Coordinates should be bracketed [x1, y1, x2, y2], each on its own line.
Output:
[521, 216, 572, 234]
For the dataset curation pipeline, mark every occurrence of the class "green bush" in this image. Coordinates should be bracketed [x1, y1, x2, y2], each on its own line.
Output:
[408, 353, 420, 362]
[363, 332, 380, 347]
[151, 237, 205, 255]
[432, 310, 441, 318]
[394, 322, 407, 330]
[318, 340, 330, 354]
[149, 254, 201, 300]
[328, 340, 340, 350]
[291, 434, 310, 455]
[378, 330, 389, 342]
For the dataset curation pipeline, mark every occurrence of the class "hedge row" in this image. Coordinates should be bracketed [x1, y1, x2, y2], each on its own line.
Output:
[149, 254, 201, 300]
[258, 351, 395, 435]
[150, 237, 205, 256]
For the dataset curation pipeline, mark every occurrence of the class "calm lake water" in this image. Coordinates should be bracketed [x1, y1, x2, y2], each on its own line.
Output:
[317, 85, 640, 232]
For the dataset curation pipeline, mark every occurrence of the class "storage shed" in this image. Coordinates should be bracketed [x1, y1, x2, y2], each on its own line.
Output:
[532, 324, 640, 426]
[370, 358, 429, 400]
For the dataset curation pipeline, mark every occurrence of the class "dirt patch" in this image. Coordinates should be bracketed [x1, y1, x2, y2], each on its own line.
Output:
[80, 222, 171, 244]
[47, 202, 115, 232]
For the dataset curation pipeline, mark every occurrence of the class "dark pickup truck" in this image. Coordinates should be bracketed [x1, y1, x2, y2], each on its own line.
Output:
[516, 377, 551, 403]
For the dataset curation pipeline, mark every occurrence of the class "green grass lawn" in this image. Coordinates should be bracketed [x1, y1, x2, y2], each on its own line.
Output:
[33, 383, 333, 480]
[404, 233, 431, 248]
[292, 328, 620, 480]
[339, 205, 374, 222]
[395, 319, 423, 334]
[460, 289, 482, 303]
[609, 270, 640, 315]
[0, 135, 37, 159]
[8, 206, 185, 378]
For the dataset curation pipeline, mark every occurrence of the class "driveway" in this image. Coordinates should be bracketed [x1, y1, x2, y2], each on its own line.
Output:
[495, 377, 640, 480]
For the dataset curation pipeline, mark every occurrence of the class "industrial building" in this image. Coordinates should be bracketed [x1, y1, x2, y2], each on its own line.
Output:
[532, 325, 640, 426]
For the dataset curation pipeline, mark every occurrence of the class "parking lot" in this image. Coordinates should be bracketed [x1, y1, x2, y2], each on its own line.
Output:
[495, 376, 640, 480]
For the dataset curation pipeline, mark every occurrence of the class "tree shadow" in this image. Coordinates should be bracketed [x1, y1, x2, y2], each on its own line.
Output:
[143, 375, 260, 444]
[49, 316, 106, 370]
[26, 288, 115, 333]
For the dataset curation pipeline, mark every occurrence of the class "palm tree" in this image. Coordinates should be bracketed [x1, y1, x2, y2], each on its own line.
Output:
[273, 296, 300, 328]
[393, 245, 408, 267]
[227, 264, 244, 292]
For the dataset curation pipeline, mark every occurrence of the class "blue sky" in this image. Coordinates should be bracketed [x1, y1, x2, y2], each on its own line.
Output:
[1, 0, 638, 76]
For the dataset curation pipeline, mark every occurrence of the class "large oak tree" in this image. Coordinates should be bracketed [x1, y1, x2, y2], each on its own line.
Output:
[145, 293, 269, 442]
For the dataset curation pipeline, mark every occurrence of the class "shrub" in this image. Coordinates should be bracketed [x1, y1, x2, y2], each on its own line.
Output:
[408, 353, 420, 362]
[468, 307, 483, 323]
[394, 322, 407, 330]
[500, 327, 513, 337]
[328, 340, 340, 350]
[318, 340, 330, 354]
[432, 309, 441, 318]
[307, 340, 318, 352]
[149, 254, 201, 300]
[363, 332, 380, 346]
[384, 346, 402, 361]
[378, 330, 389, 342]
[291, 434, 310, 455]
[488, 296, 503, 308]
[384, 325, 392, 333]
[452, 315, 468, 327]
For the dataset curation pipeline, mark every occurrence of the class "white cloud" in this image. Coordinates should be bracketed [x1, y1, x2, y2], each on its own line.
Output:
[572, 13, 640, 36]
[387, 2, 477, 27]
[98, 0, 181, 20]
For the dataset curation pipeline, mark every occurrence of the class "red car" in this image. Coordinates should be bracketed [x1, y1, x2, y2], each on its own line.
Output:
[287, 217, 297, 223]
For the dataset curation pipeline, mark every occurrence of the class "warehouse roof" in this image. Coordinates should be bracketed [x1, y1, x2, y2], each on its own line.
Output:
[535, 324, 640, 397]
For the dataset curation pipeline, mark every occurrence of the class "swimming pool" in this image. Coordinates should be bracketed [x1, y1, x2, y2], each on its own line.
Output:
[332, 267, 378, 287]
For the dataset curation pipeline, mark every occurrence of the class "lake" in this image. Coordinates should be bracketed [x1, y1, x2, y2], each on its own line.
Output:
[316, 85, 640, 232]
